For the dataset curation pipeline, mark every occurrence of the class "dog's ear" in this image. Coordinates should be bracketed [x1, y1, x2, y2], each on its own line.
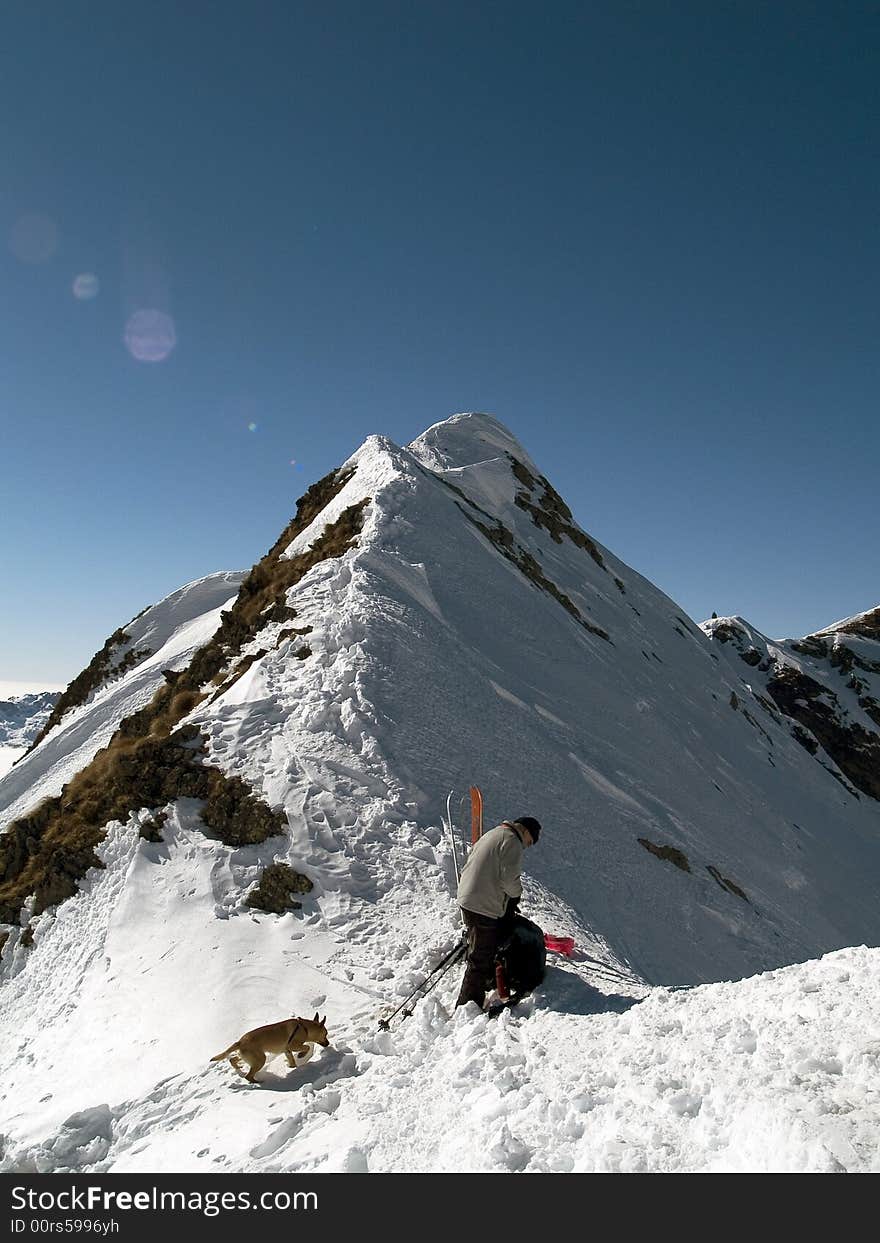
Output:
[313, 1012, 319, 1022]
[321, 1014, 326, 1026]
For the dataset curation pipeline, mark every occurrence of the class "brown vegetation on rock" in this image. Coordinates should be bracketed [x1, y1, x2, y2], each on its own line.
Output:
[637, 838, 691, 872]
[0, 724, 289, 924]
[791, 637, 830, 660]
[277, 625, 313, 646]
[833, 608, 880, 643]
[507, 454, 608, 569]
[459, 507, 610, 642]
[27, 629, 153, 753]
[706, 865, 749, 902]
[245, 863, 314, 913]
[0, 467, 370, 926]
[638, 840, 749, 903]
[196, 480, 366, 701]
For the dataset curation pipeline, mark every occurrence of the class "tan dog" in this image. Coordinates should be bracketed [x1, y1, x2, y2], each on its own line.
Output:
[211, 1013, 329, 1083]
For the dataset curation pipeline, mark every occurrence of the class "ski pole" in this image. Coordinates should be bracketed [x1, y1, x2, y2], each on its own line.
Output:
[445, 789, 462, 890]
[378, 939, 465, 1029]
[378, 938, 466, 1030]
[398, 942, 466, 1015]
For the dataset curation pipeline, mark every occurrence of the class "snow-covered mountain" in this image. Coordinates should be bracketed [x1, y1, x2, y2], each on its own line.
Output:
[0, 690, 62, 782]
[702, 611, 880, 801]
[1, 412, 878, 1173]
[0, 691, 60, 750]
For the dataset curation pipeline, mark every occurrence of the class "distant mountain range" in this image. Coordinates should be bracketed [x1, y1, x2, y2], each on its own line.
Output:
[0, 690, 61, 749]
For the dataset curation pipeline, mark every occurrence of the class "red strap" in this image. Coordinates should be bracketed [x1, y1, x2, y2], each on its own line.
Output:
[495, 962, 509, 1000]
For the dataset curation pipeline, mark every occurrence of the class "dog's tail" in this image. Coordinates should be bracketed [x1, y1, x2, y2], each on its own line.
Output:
[210, 1043, 239, 1063]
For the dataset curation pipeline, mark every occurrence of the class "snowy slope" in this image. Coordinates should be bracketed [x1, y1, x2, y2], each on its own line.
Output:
[0, 571, 245, 830]
[1, 413, 878, 1173]
[0, 750, 24, 780]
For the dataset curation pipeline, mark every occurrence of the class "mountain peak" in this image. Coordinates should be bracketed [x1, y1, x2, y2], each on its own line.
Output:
[407, 411, 540, 475]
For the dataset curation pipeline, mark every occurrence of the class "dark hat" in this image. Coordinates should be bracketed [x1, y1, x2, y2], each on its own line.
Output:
[513, 816, 542, 843]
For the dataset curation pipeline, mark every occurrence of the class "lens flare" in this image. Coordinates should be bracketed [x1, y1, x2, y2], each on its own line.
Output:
[124, 309, 176, 362]
[73, 273, 99, 300]
[10, 213, 58, 264]
[248, 422, 258, 432]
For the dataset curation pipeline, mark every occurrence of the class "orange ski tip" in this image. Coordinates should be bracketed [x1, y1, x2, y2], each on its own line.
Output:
[469, 785, 483, 843]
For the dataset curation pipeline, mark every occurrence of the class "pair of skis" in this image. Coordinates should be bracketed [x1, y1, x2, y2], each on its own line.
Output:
[376, 788, 481, 1030]
[445, 784, 482, 890]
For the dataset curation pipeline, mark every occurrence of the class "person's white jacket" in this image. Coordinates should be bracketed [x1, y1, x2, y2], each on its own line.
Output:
[457, 821, 525, 919]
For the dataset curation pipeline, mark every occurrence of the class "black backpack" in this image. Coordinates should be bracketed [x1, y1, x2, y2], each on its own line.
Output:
[495, 915, 546, 1001]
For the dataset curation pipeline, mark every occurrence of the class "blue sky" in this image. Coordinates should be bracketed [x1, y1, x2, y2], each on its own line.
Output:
[2, 1, 877, 684]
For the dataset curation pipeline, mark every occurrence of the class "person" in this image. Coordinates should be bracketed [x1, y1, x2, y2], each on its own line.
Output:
[455, 816, 542, 1009]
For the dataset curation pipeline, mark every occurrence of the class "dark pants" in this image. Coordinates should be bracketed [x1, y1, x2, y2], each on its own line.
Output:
[456, 908, 503, 1009]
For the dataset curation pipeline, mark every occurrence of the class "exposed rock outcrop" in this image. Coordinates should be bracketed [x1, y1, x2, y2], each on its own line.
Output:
[245, 864, 314, 913]
[703, 611, 880, 803]
[0, 467, 370, 926]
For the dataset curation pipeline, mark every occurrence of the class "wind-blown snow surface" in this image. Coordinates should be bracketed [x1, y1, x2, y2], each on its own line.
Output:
[1, 413, 879, 1173]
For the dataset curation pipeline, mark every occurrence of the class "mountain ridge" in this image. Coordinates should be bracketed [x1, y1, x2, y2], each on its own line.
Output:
[1, 411, 878, 1171]
[3, 412, 877, 984]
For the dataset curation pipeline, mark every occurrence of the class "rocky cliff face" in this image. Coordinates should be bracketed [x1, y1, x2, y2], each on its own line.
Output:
[701, 612, 880, 802]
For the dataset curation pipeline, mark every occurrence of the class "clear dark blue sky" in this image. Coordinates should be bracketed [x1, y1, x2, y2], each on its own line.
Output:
[2, 1, 877, 683]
